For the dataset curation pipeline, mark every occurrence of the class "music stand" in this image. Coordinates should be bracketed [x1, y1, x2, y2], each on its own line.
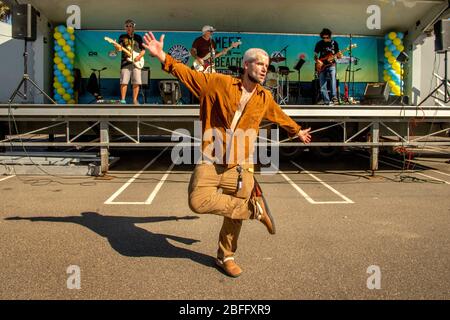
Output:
[87, 67, 107, 103]
[293, 58, 305, 103]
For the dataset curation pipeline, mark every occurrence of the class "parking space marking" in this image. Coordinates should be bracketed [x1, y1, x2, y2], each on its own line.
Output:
[356, 153, 450, 185]
[279, 162, 354, 205]
[0, 175, 15, 182]
[104, 148, 168, 205]
[381, 154, 450, 178]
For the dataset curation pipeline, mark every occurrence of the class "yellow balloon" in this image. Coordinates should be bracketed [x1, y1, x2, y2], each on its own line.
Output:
[388, 32, 397, 40]
[57, 38, 66, 46]
[57, 87, 66, 95]
[63, 45, 71, 52]
[67, 27, 75, 34]
[62, 69, 71, 77]
[68, 99, 76, 104]
[383, 75, 390, 82]
[63, 93, 71, 101]
[66, 76, 74, 83]
[57, 63, 65, 71]
[53, 56, 62, 64]
[53, 81, 62, 89]
[384, 51, 392, 58]
[67, 51, 75, 59]
[396, 45, 404, 52]
[393, 38, 402, 46]
[54, 32, 62, 40]
[388, 56, 396, 64]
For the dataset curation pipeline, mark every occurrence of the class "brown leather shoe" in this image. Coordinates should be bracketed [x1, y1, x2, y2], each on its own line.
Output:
[251, 179, 276, 235]
[215, 257, 242, 278]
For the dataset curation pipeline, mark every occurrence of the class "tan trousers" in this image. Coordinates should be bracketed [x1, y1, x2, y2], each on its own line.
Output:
[188, 163, 254, 260]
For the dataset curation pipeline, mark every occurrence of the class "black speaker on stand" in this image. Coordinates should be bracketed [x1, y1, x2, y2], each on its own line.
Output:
[12, 4, 37, 41]
[9, 4, 55, 104]
[418, 19, 449, 105]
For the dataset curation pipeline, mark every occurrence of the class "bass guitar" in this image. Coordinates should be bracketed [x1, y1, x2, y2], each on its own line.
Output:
[315, 44, 357, 74]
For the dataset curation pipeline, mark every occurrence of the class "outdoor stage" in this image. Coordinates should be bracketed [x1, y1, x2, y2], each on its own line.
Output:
[1, 103, 449, 174]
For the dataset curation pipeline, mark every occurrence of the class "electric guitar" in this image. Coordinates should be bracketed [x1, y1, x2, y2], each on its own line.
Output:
[104, 36, 145, 69]
[193, 40, 242, 73]
[315, 44, 357, 73]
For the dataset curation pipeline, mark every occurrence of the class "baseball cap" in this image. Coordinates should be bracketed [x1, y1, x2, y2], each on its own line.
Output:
[202, 25, 216, 34]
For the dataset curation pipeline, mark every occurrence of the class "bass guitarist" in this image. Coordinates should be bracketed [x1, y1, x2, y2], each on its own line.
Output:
[113, 19, 146, 104]
[314, 28, 342, 106]
[191, 25, 217, 73]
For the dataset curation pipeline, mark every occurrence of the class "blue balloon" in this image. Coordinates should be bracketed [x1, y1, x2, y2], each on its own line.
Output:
[384, 63, 390, 70]
[63, 82, 71, 89]
[67, 40, 74, 47]
[63, 33, 70, 40]
[385, 39, 392, 46]
[55, 45, 62, 52]
[54, 93, 62, 100]
[66, 63, 73, 70]
[58, 75, 65, 83]
[397, 32, 404, 40]
[67, 88, 74, 95]
[393, 50, 400, 57]
[389, 44, 396, 52]
[57, 25, 66, 33]
[62, 57, 70, 64]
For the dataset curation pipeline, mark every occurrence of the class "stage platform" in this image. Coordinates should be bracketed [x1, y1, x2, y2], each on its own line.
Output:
[1, 104, 450, 119]
[1, 103, 449, 175]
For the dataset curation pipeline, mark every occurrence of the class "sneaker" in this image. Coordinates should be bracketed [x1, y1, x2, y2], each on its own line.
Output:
[332, 97, 339, 104]
[120, 99, 127, 104]
[215, 257, 242, 277]
[326, 101, 334, 106]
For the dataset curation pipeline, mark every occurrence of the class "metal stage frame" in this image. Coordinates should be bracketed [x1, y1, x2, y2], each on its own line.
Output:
[1, 104, 450, 174]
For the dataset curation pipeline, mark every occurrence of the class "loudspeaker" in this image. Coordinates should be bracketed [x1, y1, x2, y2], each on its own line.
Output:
[12, 4, 37, 41]
[159, 80, 181, 104]
[362, 82, 390, 104]
[434, 19, 450, 53]
[141, 67, 150, 86]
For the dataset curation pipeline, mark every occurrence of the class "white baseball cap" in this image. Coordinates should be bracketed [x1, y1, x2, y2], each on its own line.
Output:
[202, 25, 216, 34]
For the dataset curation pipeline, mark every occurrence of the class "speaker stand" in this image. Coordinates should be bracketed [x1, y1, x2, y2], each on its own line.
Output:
[8, 40, 56, 104]
[418, 50, 449, 106]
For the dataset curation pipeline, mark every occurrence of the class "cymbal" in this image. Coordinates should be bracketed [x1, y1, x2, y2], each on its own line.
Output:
[270, 56, 286, 63]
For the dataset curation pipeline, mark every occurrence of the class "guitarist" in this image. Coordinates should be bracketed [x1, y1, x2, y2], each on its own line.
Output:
[314, 28, 342, 106]
[113, 19, 145, 104]
[190, 25, 217, 73]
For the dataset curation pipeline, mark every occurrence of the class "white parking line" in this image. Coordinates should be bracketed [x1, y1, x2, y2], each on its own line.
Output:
[104, 148, 168, 205]
[279, 162, 354, 205]
[381, 155, 450, 178]
[356, 153, 450, 185]
[0, 175, 15, 182]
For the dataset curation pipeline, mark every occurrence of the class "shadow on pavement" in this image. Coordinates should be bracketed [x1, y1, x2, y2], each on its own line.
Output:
[5, 212, 214, 268]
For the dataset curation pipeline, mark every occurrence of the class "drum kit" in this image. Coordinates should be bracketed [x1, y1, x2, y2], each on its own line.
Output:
[264, 56, 294, 104]
[227, 55, 294, 105]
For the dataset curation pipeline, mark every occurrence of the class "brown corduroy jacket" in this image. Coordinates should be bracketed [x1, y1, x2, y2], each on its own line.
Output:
[163, 54, 301, 167]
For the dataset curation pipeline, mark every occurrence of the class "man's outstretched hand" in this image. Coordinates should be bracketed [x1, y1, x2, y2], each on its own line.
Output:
[143, 32, 166, 63]
[298, 127, 312, 144]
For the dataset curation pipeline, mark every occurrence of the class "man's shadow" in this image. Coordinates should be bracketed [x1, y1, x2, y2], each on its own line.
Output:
[6, 212, 213, 268]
